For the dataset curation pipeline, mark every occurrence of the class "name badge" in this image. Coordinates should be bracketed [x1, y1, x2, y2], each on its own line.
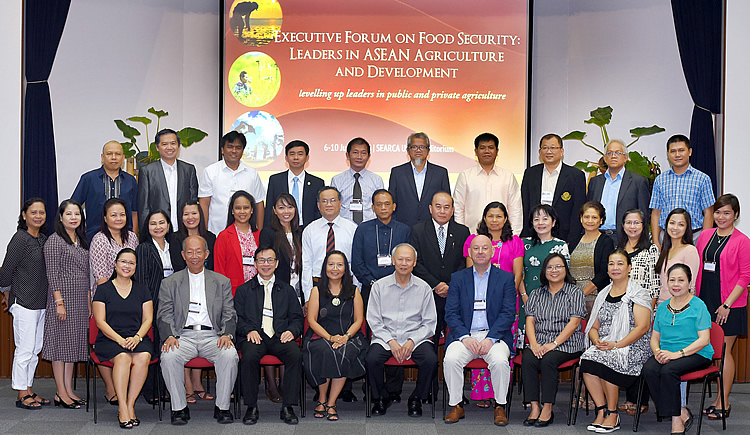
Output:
[474, 300, 487, 311]
[704, 262, 716, 272]
[243, 256, 254, 266]
[377, 255, 392, 267]
[541, 191, 554, 205]
[188, 301, 201, 314]
[350, 199, 363, 212]
[263, 308, 274, 318]
[163, 268, 174, 278]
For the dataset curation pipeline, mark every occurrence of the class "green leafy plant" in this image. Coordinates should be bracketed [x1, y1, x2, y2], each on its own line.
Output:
[115, 107, 208, 164]
[563, 106, 664, 184]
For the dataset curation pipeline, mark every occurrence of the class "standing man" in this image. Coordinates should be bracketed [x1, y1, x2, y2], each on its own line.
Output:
[650, 134, 716, 249]
[330, 137, 384, 224]
[454, 132, 523, 234]
[443, 235, 517, 426]
[366, 243, 437, 417]
[199, 131, 266, 234]
[138, 129, 198, 230]
[234, 246, 304, 425]
[520, 133, 586, 243]
[264, 140, 325, 229]
[587, 139, 651, 244]
[301, 187, 358, 303]
[157, 235, 239, 425]
[72, 140, 138, 241]
[388, 132, 450, 228]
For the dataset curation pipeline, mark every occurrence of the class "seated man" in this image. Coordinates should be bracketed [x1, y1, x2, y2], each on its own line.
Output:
[366, 243, 437, 417]
[234, 246, 304, 425]
[443, 235, 517, 426]
[158, 235, 239, 425]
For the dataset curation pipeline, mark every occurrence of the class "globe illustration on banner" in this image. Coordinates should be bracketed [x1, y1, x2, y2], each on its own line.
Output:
[229, 51, 281, 107]
[228, 0, 282, 46]
[231, 111, 284, 168]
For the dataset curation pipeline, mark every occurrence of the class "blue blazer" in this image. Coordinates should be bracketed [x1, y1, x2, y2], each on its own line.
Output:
[445, 265, 517, 350]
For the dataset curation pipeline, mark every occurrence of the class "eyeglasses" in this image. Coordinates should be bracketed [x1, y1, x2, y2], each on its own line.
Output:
[408, 145, 429, 151]
[540, 146, 562, 151]
[319, 198, 339, 205]
[256, 257, 277, 264]
[605, 151, 626, 157]
[117, 260, 136, 266]
[624, 220, 642, 226]
[546, 264, 564, 271]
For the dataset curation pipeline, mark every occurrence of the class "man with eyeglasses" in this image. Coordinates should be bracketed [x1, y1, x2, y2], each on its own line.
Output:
[587, 139, 651, 245]
[388, 132, 450, 228]
[234, 246, 304, 425]
[330, 137, 384, 224]
[521, 133, 586, 243]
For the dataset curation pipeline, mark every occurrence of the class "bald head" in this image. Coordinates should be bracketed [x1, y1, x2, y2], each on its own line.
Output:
[182, 235, 209, 273]
[470, 234, 493, 270]
[101, 141, 124, 172]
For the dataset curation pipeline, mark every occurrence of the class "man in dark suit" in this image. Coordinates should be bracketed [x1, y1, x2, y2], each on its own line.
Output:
[234, 246, 304, 425]
[587, 139, 651, 244]
[521, 133, 586, 243]
[388, 132, 450, 228]
[264, 140, 325, 229]
[158, 235, 239, 425]
[138, 128, 198, 230]
[443, 235, 516, 426]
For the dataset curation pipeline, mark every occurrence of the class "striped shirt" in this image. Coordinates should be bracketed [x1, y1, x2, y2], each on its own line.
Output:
[649, 165, 715, 229]
[524, 282, 586, 353]
[330, 168, 384, 223]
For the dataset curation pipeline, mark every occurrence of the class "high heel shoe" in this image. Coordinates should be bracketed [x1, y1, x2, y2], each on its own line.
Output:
[105, 394, 119, 406]
[72, 398, 87, 406]
[118, 413, 133, 429]
[130, 418, 140, 426]
[54, 394, 81, 409]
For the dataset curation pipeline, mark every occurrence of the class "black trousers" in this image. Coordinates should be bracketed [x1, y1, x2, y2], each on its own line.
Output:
[522, 348, 582, 404]
[625, 376, 650, 405]
[643, 354, 711, 417]
[366, 342, 437, 400]
[240, 335, 302, 407]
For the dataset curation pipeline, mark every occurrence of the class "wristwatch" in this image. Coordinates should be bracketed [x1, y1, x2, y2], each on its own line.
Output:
[223, 333, 234, 341]
[722, 303, 730, 310]
[345, 332, 352, 339]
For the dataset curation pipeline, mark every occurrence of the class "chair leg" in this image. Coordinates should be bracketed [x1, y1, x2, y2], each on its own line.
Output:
[300, 369, 306, 418]
[93, 363, 98, 424]
[73, 362, 78, 391]
[567, 365, 577, 425]
[633, 375, 646, 432]
[442, 378, 447, 418]
[697, 377, 709, 435]
[572, 367, 584, 426]
[507, 366, 516, 419]
[85, 360, 90, 413]
[718, 372, 726, 431]
[431, 372, 436, 419]
[156, 363, 162, 421]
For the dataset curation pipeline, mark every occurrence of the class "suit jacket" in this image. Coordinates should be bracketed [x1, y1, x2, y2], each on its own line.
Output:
[137, 159, 198, 229]
[133, 232, 186, 302]
[389, 161, 451, 228]
[521, 163, 586, 243]
[263, 170, 325, 230]
[444, 265, 517, 350]
[156, 268, 236, 343]
[587, 169, 651, 236]
[410, 219, 469, 288]
[259, 227, 303, 286]
[234, 277, 304, 342]
[214, 224, 260, 294]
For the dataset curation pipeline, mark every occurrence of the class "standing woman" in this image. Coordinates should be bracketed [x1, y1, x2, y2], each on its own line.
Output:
[696, 193, 750, 420]
[42, 199, 90, 408]
[0, 198, 50, 409]
[568, 201, 615, 314]
[89, 197, 139, 405]
[655, 208, 700, 305]
[215, 190, 260, 295]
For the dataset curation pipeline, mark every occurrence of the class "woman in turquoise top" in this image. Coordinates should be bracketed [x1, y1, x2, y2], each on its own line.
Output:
[643, 263, 712, 434]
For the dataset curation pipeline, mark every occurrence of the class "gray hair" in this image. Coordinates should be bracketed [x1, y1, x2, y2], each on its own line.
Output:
[391, 242, 417, 261]
[606, 139, 626, 150]
[181, 235, 208, 251]
[407, 132, 430, 148]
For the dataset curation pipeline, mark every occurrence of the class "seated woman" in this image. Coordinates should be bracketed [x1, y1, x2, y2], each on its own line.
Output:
[522, 253, 586, 427]
[644, 263, 712, 434]
[303, 251, 367, 421]
[92, 248, 154, 429]
[581, 249, 652, 433]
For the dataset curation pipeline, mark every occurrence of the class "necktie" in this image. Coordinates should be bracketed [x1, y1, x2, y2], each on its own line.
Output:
[326, 222, 335, 255]
[262, 280, 275, 337]
[292, 176, 300, 210]
[438, 225, 446, 256]
[352, 172, 363, 224]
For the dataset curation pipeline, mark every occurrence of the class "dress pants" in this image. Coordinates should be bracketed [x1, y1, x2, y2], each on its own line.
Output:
[160, 329, 238, 411]
[444, 332, 511, 407]
[9, 304, 45, 390]
[643, 354, 711, 417]
[357, 282, 402, 397]
[521, 348, 582, 404]
[366, 342, 437, 400]
[240, 332, 302, 407]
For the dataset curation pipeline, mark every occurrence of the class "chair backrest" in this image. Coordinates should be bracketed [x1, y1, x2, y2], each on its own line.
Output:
[709, 321, 725, 360]
[89, 315, 98, 346]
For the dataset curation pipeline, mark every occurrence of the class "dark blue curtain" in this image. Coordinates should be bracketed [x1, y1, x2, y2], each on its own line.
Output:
[671, 0, 722, 194]
[23, 0, 71, 232]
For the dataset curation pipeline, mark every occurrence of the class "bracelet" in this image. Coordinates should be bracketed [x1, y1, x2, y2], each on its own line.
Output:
[135, 334, 142, 342]
[553, 340, 559, 347]
[54, 298, 63, 302]
[345, 332, 352, 339]
[56, 302, 64, 307]
[520, 292, 527, 297]
[612, 343, 618, 350]
[722, 303, 730, 310]
[680, 349, 685, 357]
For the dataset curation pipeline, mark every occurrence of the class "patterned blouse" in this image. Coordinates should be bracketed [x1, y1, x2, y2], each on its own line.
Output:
[89, 231, 139, 294]
[236, 224, 258, 282]
[628, 244, 661, 299]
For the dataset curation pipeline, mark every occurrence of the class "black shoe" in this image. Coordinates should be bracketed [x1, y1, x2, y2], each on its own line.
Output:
[54, 394, 80, 409]
[371, 399, 390, 416]
[422, 393, 434, 404]
[523, 417, 538, 426]
[280, 406, 299, 424]
[535, 411, 554, 427]
[340, 390, 358, 402]
[215, 408, 234, 424]
[388, 392, 402, 403]
[408, 397, 423, 417]
[170, 408, 189, 425]
[242, 406, 259, 425]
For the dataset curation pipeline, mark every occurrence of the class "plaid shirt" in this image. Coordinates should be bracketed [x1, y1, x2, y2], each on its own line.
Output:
[649, 165, 715, 229]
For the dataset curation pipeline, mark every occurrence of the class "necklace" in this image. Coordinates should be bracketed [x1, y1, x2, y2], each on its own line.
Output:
[666, 300, 691, 325]
[331, 294, 341, 306]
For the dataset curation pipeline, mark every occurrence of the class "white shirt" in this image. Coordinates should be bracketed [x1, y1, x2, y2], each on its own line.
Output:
[152, 238, 173, 277]
[186, 269, 213, 328]
[432, 218, 448, 251]
[330, 168, 384, 223]
[453, 163, 522, 235]
[411, 162, 427, 200]
[301, 215, 358, 301]
[160, 159, 179, 228]
[541, 161, 562, 204]
[287, 170, 307, 224]
[199, 160, 267, 234]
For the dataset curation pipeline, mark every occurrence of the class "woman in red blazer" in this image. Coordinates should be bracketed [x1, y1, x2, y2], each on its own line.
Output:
[214, 190, 260, 295]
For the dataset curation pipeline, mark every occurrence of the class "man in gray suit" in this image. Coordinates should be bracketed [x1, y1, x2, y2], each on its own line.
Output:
[138, 128, 199, 230]
[587, 139, 651, 244]
[158, 235, 239, 425]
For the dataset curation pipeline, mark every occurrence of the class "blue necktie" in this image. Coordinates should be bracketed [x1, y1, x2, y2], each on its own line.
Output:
[292, 176, 300, 210]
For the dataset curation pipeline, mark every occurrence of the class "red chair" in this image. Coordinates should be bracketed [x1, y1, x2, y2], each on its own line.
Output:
[633, 322, 726, 433]
[86, 316, 162, 423]
[441, 357, 495, 418]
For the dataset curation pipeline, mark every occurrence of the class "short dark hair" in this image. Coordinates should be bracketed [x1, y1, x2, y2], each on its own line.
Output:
[431, 190, 454, 207]
[110, 247, 137, 280]
[667, 134, 690, 150]
[474, 132, 499, 148]
[226, 190, 257, 231]
[285, 140, 310, 155]
[528, 204, 560, 245]
[346, 137, 370, 154]
[317, 186, 342, 202]
[539, 252, 576, 287]
[579, 200, 606, 223]
[609, 247, 632, 266]
[713, 193, 740, 219]
[254, 245, 276, 261]
[155, 128, 181, 146]
[371, 188, 393, 204]
[17, 197, 47, 233]
[222, 130, 247, 150]
[539, 133, 563, 148]
[667, 262, 693, 283]
[55, 199, 89, 249]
